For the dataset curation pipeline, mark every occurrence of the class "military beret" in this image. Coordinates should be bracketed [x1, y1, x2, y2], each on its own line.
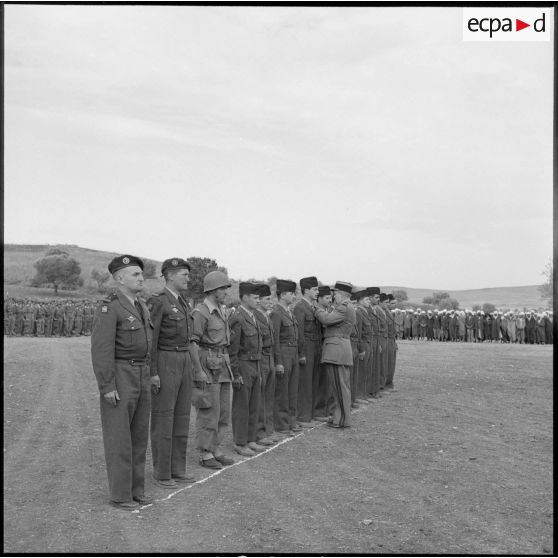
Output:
[256, 283, 271, 297]
[108, 254, 144, 274]
[367, 287, 380, 296]
[352, 287, 368, 300]
[333, 281, 353, 294]
[379, 293, 388, 302]
[300, 276, 318, 291]
[276, 279, 297, 294]
[161, 258, 191, 274]
[387, 294, 395, 302]
[239, 282, 260, 298]
[318, 285, 331, 297]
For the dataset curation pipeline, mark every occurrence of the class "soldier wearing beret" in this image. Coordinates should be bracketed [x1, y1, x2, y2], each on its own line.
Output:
[90, 255, 153, 510]
[376, 293, 389, 393]
[147, 258, 196, 488]
[229, 282, 265, 456]
[190, 271, 236, 470]
[293, 276, 322, 425]
[349, 291, 363, 408]
[270, 279, 303, 436]
[254, 283, 279, 445]
[313, 282, 356, 428]
[314, 285, 333, 419]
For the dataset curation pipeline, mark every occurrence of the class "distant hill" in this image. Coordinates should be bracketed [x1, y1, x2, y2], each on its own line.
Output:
[382, 286, 545, 311]
[3, 244, 548, 309]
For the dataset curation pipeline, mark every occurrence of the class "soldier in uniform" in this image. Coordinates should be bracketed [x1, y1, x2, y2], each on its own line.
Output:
[23, 301, 36, 336]
[367, 287, 382, 399]
[254, 283, 279, 445]
[385, 294, 399, 391]
[293, 276, 321, 426]
[64, 302, 75, 337]
[35, 303, 46, 337]
[73, 303, 84, 336]
[147, 258, 196, 488]
[395, 308, 405, 340]
[315, 285, 333, 419]
[229, 282, 265, 456]
[353, 287, 372, 403]
[313, 281, 356, 429]
[191, 271, 235, 470]
[270, 279, 302, 437]
[418, 311, 428, 340]
[44, 301, 54, 337]
[403, 309, 412, 340]
[349, 292, 363, 409]
[52, 303, 63, 336]
[376, 293, 389, 393]
[90, 255, 153, 510]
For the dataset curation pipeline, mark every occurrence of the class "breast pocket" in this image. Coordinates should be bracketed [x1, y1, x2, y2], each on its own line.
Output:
[120, 319, 145, 343]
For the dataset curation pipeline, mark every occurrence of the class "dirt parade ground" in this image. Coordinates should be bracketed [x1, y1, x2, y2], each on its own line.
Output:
[3, 337, 553, 554]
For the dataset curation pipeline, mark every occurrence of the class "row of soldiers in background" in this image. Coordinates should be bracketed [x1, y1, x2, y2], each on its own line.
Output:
[90, 254, 400, 509]
[3, 298, 97, 337]
[393, 309, 553, 345]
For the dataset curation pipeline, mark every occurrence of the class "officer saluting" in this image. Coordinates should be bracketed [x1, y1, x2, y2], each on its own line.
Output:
[147, 258, 196, 488]
[91, 255, 153, 510]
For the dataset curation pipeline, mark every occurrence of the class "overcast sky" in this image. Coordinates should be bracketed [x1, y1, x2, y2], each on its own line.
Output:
[4, 5, 553, 289]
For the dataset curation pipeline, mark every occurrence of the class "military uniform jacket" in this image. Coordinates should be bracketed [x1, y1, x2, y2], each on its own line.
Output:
[91, 290, 153, 394]
[385, 310, 396, 339]
[147, 288, 194, 375]
[356, 305, 373, 347]
[369, 306, 380, 337]
[314, 301, 356, 366]
[270, 304, 300, 366]
[293, 298, 321, 355]
[376, 306, 388, 338]
[228, 306, 263, 378]
[255, 308, 274, 356]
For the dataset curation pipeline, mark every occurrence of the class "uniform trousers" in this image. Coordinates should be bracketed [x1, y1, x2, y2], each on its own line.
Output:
[357, 341, 372, 399]
[313, 358, 329, 419]
[350, 342, 359, 403]
[151, 350, 193, 480]
[257, 352, 275, 439]
[297, 338, 320, 422]
[325, 364, 351, 428]
[370, 336, 381, 395]
[385, 338, 397, 388]
[232, 360, 261, 446]
[100, 361, 151, 503]
[274, 345, 299, 432]
[194, 380, 231, 456]
[378, 336, 388, 390]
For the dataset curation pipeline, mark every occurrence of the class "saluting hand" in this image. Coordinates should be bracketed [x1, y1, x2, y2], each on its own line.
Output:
[103, 390, 120, 407]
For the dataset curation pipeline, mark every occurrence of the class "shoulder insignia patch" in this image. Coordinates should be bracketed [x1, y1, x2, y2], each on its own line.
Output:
[101, 306, 108, 313]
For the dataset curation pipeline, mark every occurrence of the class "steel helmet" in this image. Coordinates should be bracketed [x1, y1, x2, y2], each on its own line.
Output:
[203, 270, 232, 293]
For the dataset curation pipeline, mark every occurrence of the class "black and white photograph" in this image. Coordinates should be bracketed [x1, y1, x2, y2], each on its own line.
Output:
[3, 3, 554, 554]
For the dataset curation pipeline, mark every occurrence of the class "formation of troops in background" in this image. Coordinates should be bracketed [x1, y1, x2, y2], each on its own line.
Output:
[3, 298, 96, 337]
[393, 309, 553, 345]
[6, 298, 553, 345]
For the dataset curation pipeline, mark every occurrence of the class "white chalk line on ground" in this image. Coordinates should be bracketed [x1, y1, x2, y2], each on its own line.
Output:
[132, 397, 385, 514]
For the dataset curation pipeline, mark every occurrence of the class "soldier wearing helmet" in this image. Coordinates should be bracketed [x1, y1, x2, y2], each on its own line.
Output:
[190, 270, 236, 470]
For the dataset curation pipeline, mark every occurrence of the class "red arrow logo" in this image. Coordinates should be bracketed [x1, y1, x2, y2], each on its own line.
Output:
[516, 19, 530, 31]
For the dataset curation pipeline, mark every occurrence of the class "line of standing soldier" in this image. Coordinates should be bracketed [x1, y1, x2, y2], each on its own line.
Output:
[90, 256, 400, 510]
[4, 298, 96, 337]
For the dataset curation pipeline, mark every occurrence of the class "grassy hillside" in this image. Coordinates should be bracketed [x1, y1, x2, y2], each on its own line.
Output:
[3, 244, 547, 309]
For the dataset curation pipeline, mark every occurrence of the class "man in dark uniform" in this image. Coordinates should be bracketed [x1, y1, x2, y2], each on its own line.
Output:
[367, 287, 382, 399]
[191, 271, 236, 470]
[44, 301, 54, 337]
[229, 282, 265, 456]
[147, 258, 196, 488]
[270, 279, 302, 437]
[35, 303, 46, 337]
[293, 276, 321, 426]
[64, 302, 75, 337]
[349, 292, 363, 409]
[73, 303, 84, 336]
[376, 293, 389, 393]
[254, 283, 279, 445]
[354, 287, 372, 403]
[313, 281, 356, 429]
[91, 255, 153, 510]
[385, 294, 398, 391]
